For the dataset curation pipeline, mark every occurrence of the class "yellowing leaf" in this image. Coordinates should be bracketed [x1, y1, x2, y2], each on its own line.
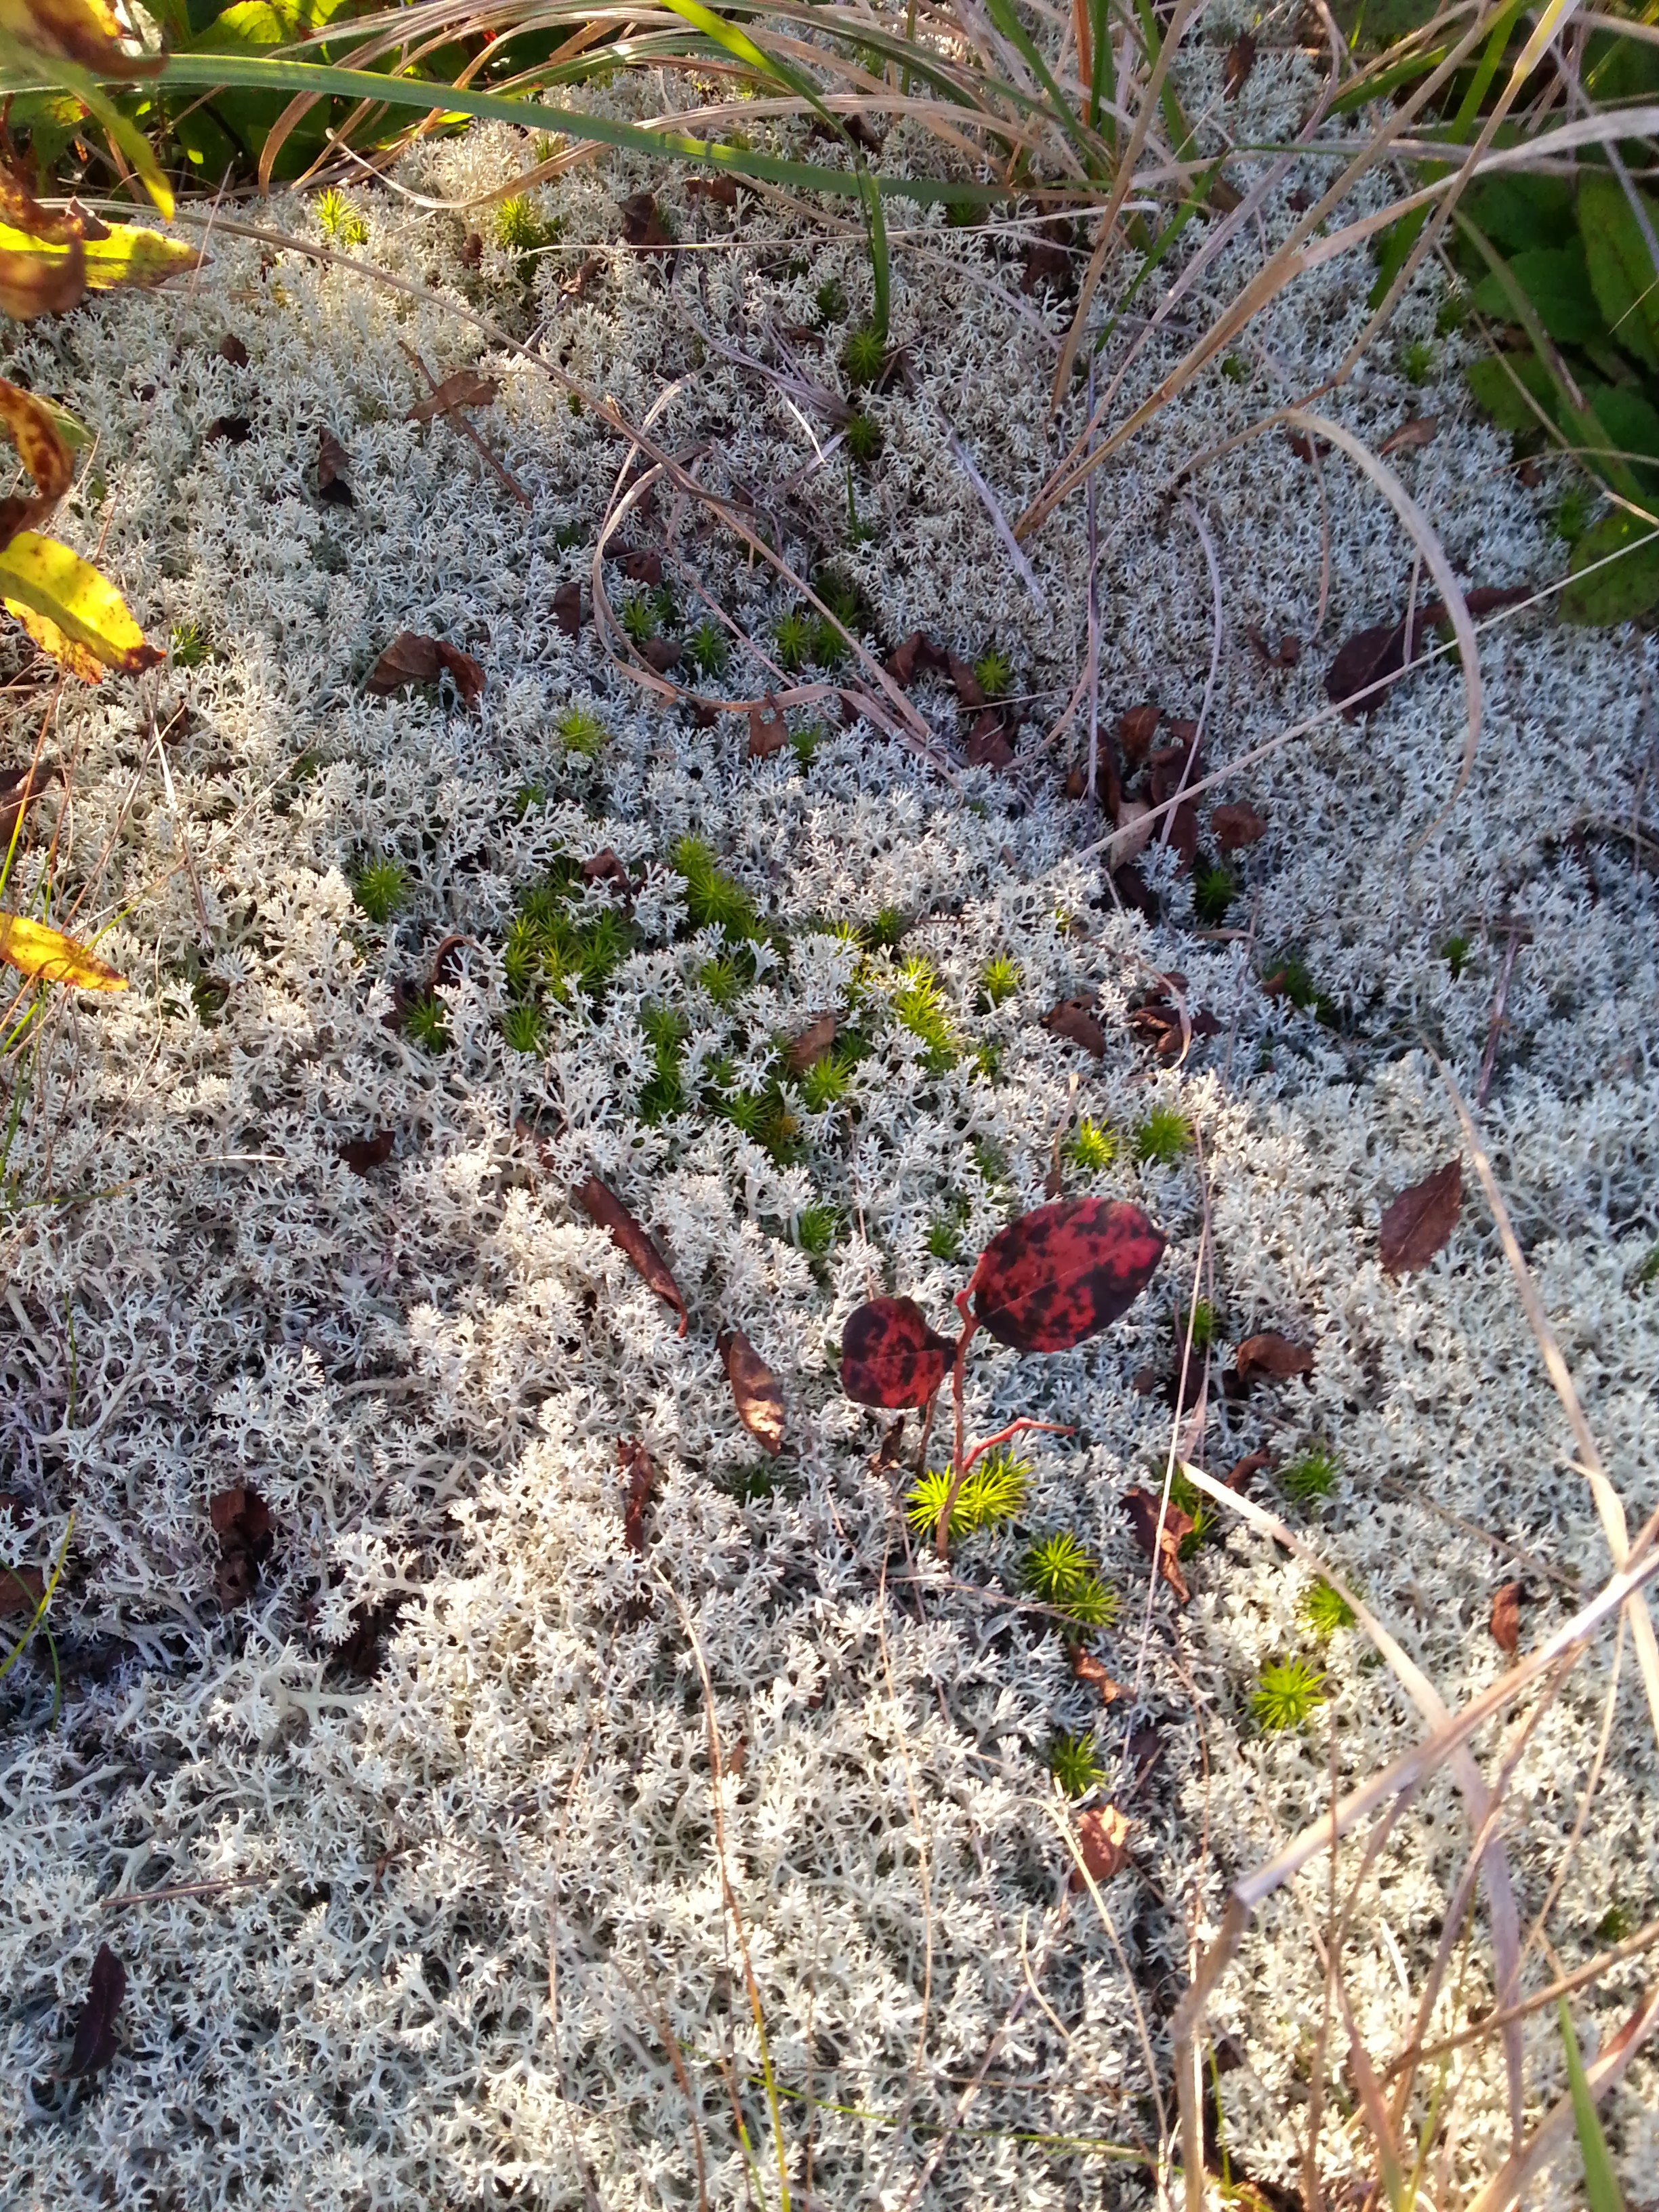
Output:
[0, 375, 73, 501]
[3, 594, 106, 680]
[0, 220, 194, 294]
[0, 912, 125, 991]
[0, 531, 162, 676]
[0, 232, 84, 319]
[0, 0, 151, 77]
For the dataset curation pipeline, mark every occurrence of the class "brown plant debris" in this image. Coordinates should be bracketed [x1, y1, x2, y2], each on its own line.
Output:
[1378, 1158, 1462, 1274]
[718, 1327, 785, 1454]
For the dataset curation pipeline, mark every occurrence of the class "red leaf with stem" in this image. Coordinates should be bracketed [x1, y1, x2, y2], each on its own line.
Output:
[969, 1197, 1165, 1353]
[840, 1297, 955, 1409]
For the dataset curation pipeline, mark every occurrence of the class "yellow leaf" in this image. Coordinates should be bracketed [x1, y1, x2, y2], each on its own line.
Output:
[3, 594, 106, 680]
[0, 232, 84, 319]
[0, 912, 125, 991]
[0, 221, 194, 294]
[0, 375, 72, 500]
[0, 0, 156, 79]
[0, 531, 162, 676]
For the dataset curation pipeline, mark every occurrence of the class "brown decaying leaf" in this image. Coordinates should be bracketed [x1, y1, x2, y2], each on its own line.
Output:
[1042, 994, 1106, 1059]
[1069, 1803, 1132, 1889]
[1021, 239, 1071, 297]
[1328, 587, 1534, 718]
[619, 548, 663, 586]
[1118, 703, 1160, 764]
[573, 1175, 689, 1335]
[885, 631, 948, 688]
[338, 1131, 394, 1174]
[553, 581, 582, 638]
[1378, 1158, 1462, 1274]
[686, 174, 740, 209]
[210, 1484, 273, 1610]
[787, 1011, 837, 1074]
[218, 331, 249, 367]
[0, 761, 60, 847]
[1286, 430, 1330, 464]
[619, 1439, 657, 1557]
[0, 234, 85, 321]
[405, 369, 500, 425]
[1246, 626, 1301, 669]
[718, 1326, 785, 1454]
[639, 638, 681, 674]
[365, 631, 485, 708]
[1149, 742, 1199, 869]
[1490, 1579, 1521, 1658]
[317, 426, 353, 505]
[619, 190, 674, 254]
[581, 848, 633, 897]
[1124, 1484, 1193, 1604]
[1380, 415, 1439, 457]
[1070, 1647, 1125, 1702]
[1223, 30, 1256, 96]
[748, 696, 788, 758]
[1233, 1331, 1315, 1384]
[970, 1197, 1166, 1353]
[1212, 802, 1267, 851]
[0, 376, 73, 506]
[63, 1944, 125, 2079]
[965, 710, 1014, 770]
[1225, 1449, 1271, 1492]
[0, 1563, 45, 1616]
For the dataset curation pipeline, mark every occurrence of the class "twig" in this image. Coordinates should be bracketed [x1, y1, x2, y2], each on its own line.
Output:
[100, 1870, 277, 1910]
[1474, 920, 1524, 1108]
[398, 340, 531, 507]
[939, 413, 1048, 613]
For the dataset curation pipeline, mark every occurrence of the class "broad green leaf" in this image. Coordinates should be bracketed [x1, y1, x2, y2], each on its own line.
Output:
[3, 89, 83, 174]
[1557, 2002, 1626, 2212]
[1590, 384, 1659, 488]
[1561, 508, 1659, 625]
[1584, 24, 1659, 105]
[1464, 172, 1577, 253]
[1465, 350, 1555, 435]
[1473, 242, 1603, 346]
[1580, 170, 1659, 373]
[0, 912, 125, 990]
[0, 531, 163, 675]
[0, 220, 197, 292]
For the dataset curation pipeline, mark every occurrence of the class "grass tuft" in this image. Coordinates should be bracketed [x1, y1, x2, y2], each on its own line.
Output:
[981, 953, 1020, 1006]
[315, 187, 367, 246]
[1067, 1116, 1118, 1172]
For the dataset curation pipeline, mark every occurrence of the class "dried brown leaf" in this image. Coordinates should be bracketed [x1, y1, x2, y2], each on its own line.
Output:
[1042, 994, 1106, 1058]
[1379, 415, 1439, 457]
[63, 1944, 125, 2078]
[639, 637, 681, 674]
[618, 548, 663, 586]
[787, 1011, 837, 1074]
[338, 1130, 394, 1174]
[1070, 1647, 1126, 1702]
[0, 761, 60, 847]
[619, 1438, 657, 1556]
[1118, 703, 1160, 764]
[365, 632, 484, 708]
[1224, 30, 1257, 97]
[1378, 1158, 1462, 1274]
[405, 369, 500, 425]
[748, 696, 788, 758]
[203, 415, 252, 446]
[218, 331, 249, 367]
[1490, 1579, 1521, 1658]
[574, 1175, 689, 1335]
[553, 581, 582, 638]
[0, 1563, 44, 1616]
[1069, 1803, 1132, 1889]
[718, 1326, 785, 1454]
[317, 425, 352, 505]
[1234, 1331, 1315, 1383]
[1212, 802, 1267, 851]
[1124, 1484, 1192, 1604]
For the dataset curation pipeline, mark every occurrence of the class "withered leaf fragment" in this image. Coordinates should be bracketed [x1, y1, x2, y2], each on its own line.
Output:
[748, 696, 787, 758]
[639, 637, 681, 674]
[210, 1484, 273, 1610]
[1212, 802, 1267, 851]
[63, 1944, 125, 2079]
[970, 1196, 1165, 1353]
[619, 1438, 657, 1556]
[218, 332, 249, 367]
[1233, 1331, 1315, 1384]
[316, 426, 353, 505]
[1378, 1158, 1462, 1274]
[1223, 30, 1256, 97]
[365, 631, 485, 708]
[0, 1563, 44, 1616]
[554, 581, 582, 637]
[718, 1326, 785, 1453]
[329, 1596, 406, 1680]
[1118, 703, 1160, 764]
[840, 1296, 955, 1409]
[1042, 994, 1106, 1059]
[619, 191, 674, 254]
[573, 1175, 689, 1334]
[405, 369, 500, 425]
[1123, 1484, 1192, 1604]
[1380, 415, 1439, 457]
[618, 548, 663, 586]
[1070, 1803, 1132, 1889]
[787, 1011, 837, 1073]
[338, 1131, 394, 1174]
[0, 760, 60, 846]
[1070, 1647, 1125, 1702]
[1490, 1580, 1521, 1658]
[885, 630, 947, 687]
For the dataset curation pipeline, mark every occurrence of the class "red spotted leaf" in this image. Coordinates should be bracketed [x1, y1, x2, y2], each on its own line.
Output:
[969, 1197, 1165, 1353]
[841, 1296, 955, 1410]
[63, 1944, 125, 2078]
[1379, 1158, 1462, 1274]
[573, 1176, 688, 1335]
[718, 1326, 785, 1454]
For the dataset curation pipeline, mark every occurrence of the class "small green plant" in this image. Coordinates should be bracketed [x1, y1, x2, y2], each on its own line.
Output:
[800, 1044, 854, 1113]
[1401, 339, 1435, 386]
[866, 906, 909, 949]
[513, 782, 546, 819]
[1441, 933, 1473, 979]
[842, 323, 886, 386]
[621, 594, 659, 644]
[893, 956, 958, 1071]
[1555, 483, 1596, 546]
[1596, 1902, 1631, 1945]
[354, 858, 405, 924]
[905, 1448, 1028, 1540]
[1178, 1297, 1216, 1350]
[493, 194, 554, 256]
[1301, 1578, 1356, 1638]
[1221, 353, 1249, 382]
[557, 705, 607, 757]
[1168, 1464, 1217, 1556]
[795, 1205, 836, 1255]
[1193, 862, 1235, 926]
[926, 1218, 962, 1261]
[792, 724, 824, 767]
[501, 1003, 544, 1054]
[405, 995, 451, 1053]
[1047, 1729, 1105, 1798]
[844, 410, 882, 465]
[724, 1463, 779, 1505]
[316, 187, 368, 246]
[811, 615, 850, 668]
[672, 836, 759, 937]
[815, 275, 848, 325]
[981, 954, 1020, 1007]
[1282, 1444, 1339, 1504]
[1252, 1655, 1327, 1732]
[501, 916, 542, 996]
[1023, 1532, 1119, 1629]
[1632, 1243, 1659, 1292]
[698, 950, 748, 1006]
[169, 619, 208, 668]
[687, 620, 729, 676]
[1133, 1105, 1192, 1166]
[774, 608, 813, 672]
[972, 645, 1012, 699]
[1434, 289, 1469, 337]
[640, 1004, 687, 1120]
[1067, 1117, 1118, 1173]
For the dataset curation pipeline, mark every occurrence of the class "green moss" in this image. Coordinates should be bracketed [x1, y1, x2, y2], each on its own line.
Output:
[1401, 340, 1435, 386]
[1301, 1578, 1356, 1637]
[867, 906, 909, 949]
[926, 1218, 961, 1261]
[1046, 1729, 1105, 1797]
[981, 954, 1021, 1006]
[1555, 483, 1595, 546]
[1251, 1655, 1327, 1732]
[1193, 862, 1236, 926]
[1596, 1902, 1632, 1944]
[315, 187, 367, 246]
[845, 411, 882, 464]
[1023, 1532, 1119, 1629]
[672, 836, 760, 938]
[814, 275, 848, 325]
[687, 620, 729, 676]
[1133, 1105, 1192, 1166]
[1221, 353, 1249, 382]
[893, 956, 958, 1071]
[905, 1450, 1027, 1540]
[1282, 1444, 1338, 1504]
[169, 619, 209, 668]
[353, 859, 405, 924]
[1067, 1117, 1118, 1172]
[621, 594, 659, 644]
[1168, 1464, 1218, 1557]
[557, 706, 607, 757]
[811, 615, 850, 669]
[405, 995, 451, 1053]
[774, 608, 813, 672]
[973, 645, 1012, 700]
[698, 950, 750, 1006]
[501, 1003, 544, 1055]
[1631, 1243, 1659, 1292]
[795, 1204, 836, 1254]
[493, 194, 556, 255]
[1441, 933, 1473, 978]
[842, 323, 886, 386]
[1178, 1297, 1216, 1350]
[513, 783, 546, 819]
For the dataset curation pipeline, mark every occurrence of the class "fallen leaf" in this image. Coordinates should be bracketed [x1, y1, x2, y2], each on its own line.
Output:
[0, 376, 72, 517]
[316, 425, 352, 505]
[885, 630, 947, 687]
[1246, 626, 1301, 668]
[1286, 430, 1330, 464]
[1113, 863, 1158, 919]
[945, 653, 987, 711]
[203, 414, 251, 445]
[0, 760, 59, 846]
[1070, 1803, 1132, 1889]
[1379, 1158, 1462, 1274]
[581, 847, 633, 896]
[619, 1438, 657, 1556]
[1149, 743, 1200, 867]
[0, 232, 85, 319]
[840, 1296, 955, 1409]
[1021, 238, 1071, 295]
[405, 369, 500, 425]
[460, 231, 483, 266]
[1132, 1364, 1161, 1396]
[1111, 796, 1155, 863]
[619, 548, 663, 586]
[0, 1563, 44, 1616]
[686, 175, 740, 209]
[338, 1131, 393, 1174]
[554, 581, 582, 637]
[1118, 703, 1160, 764]
[573, 1175, 689, 1334]
[0, 912, 124, 991]
[428, 933, 470, 989]
[365, 631, 485, 708]
[1124, 1484, 1192, 1604]
[1070, 1647, 1125, 1702]
[1234, 1331, 1315, 1383]
[1225, 1449, 1271, 1491]
[0, 530, 164, 679]
[1325, 619, 1409, 718]
[1380, 415, 1439, 457]
[1043, 994, 1107, 1058]
[718, 1326, 785, 1453]
[1125, 1718, 1166, 1795]
[62, 1944, 125, 2079]
[1418, 583, 1535, 628]
[210, 1483, 273, 1610]
[1224, 29, 1257, 96]
[748, 696, 788, 758]
[870, 1417, 906, 1472]
[787, 1011, 837, 1073]
[619, 190, 673, 253]
[964, 710, 1014, 769]
[1490, 1579, 1521, 1657]
[639, 637, 681, 674]
[970, 1197, 1166, 1354]
[1212, 802, 1267, 851]
[218, 331, 249, 367]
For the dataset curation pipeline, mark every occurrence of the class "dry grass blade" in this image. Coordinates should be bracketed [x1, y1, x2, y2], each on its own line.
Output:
[1433, 1051, 1659, 1749]
[1463, 1984, 1659, 2212]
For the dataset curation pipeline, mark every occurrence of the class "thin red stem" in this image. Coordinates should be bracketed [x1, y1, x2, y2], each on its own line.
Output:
[935, 1292, 979, 1559]
[959, 1418, 1075, 1481]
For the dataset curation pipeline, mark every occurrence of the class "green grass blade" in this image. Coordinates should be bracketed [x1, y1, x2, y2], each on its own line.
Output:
[858, 165, 889, 338]
[1558, 2002, 1626, 2212]
[983, 0, 1111, 174]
